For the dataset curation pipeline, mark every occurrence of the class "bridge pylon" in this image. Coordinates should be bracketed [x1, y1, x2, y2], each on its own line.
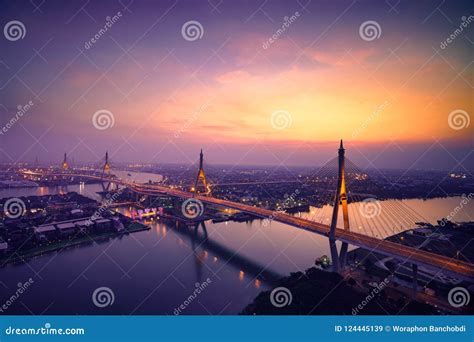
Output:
[329, 140, 351, 272]
[103, 151, 111, 176]
[101, 151, 114, 192]
[62, 153, 69, 171]
[192, 149, 210, 196]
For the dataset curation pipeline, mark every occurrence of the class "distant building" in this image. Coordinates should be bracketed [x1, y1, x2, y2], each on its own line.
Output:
[74, 220, 91, 234]
[56, 222, 76, 238]
[94, 218, 112, 232]
[33, 225, 56, 242]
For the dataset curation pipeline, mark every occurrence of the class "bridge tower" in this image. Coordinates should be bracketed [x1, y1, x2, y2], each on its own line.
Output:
[192, 149, 210, 196]
[62, 153, 69, 171]
[101, 151, 113, 192]
[103, 151, 111, 176]
[329, 140, 351, 272]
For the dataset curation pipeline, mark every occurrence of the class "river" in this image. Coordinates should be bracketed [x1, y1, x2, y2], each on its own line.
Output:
[0, 182, 472, 315]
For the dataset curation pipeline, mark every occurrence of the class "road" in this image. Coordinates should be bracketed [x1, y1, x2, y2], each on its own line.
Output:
[21, 170, 474, 280]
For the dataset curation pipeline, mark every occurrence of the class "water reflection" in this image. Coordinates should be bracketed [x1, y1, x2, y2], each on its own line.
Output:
[300, 197, 474, 239]
[167, 220, 282, 286]
[0, 182, 470, 314]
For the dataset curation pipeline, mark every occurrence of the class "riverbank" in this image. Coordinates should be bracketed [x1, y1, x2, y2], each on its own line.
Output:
[241, 266, 438, 315]
[243, 222, 474, 315]
[0, 221, 149, 266]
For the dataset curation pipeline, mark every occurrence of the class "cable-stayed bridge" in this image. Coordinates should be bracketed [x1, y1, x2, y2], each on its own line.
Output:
[20, 142, 474, 281]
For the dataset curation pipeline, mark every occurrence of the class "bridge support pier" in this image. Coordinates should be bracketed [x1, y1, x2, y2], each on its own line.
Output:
[101, 181, 119, 193]
[412, 263, 418, 298]
[339, 242, 349, 268]
[194, 221, 208, 238]
[329, 238, 340, 272]
[101, 182, 111, 192]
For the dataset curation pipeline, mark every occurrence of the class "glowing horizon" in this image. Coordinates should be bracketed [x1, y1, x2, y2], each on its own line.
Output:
[0, 1, 472, 169]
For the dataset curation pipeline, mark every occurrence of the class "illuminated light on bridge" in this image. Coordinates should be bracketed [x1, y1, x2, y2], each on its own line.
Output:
[103, 151, 111, 175]
[61, 152, 69, 171]
[101, 151, 115, 192]
[329, 140, 350, 272]
[20, 143, 474, 282]
[192, 149, 211, 196]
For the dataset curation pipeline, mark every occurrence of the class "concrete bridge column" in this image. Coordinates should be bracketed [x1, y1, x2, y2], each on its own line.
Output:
[412, 263, 418, 298]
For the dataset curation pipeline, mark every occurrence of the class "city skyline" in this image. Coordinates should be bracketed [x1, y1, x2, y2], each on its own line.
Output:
[0, 0, 472, 170]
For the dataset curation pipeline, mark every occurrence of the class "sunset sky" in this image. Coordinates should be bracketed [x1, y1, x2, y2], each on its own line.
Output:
[0, 0, 472, 170]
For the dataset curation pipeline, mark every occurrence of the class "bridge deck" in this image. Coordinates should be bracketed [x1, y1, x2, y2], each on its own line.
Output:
[22, 171, 474, 280]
